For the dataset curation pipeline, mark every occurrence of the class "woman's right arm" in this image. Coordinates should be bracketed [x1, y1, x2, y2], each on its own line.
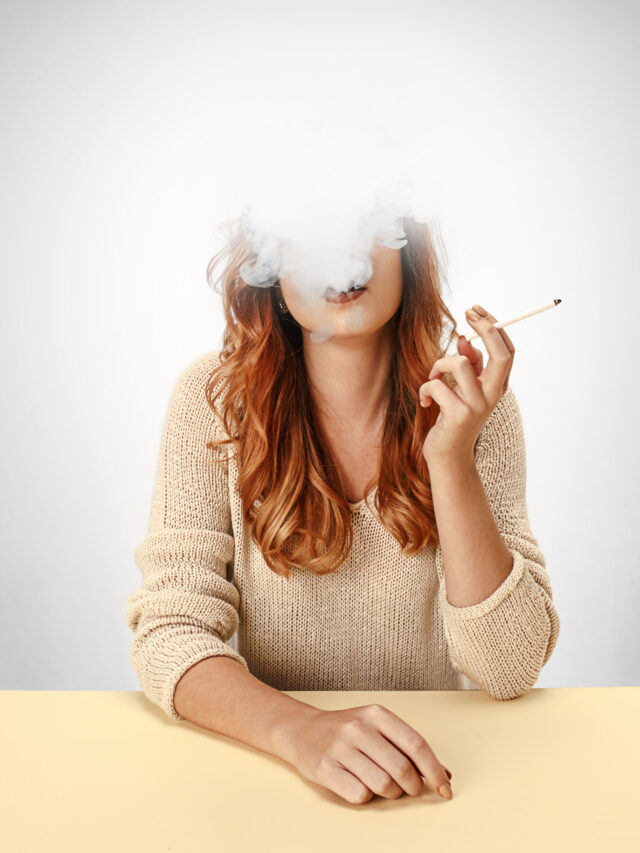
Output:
[127, 351, 452, 803]
[173, 654, 319, 756]
[174, 656, 453, 805]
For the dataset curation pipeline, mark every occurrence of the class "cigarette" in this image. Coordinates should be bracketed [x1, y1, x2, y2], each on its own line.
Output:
[463, 298, 562, 343]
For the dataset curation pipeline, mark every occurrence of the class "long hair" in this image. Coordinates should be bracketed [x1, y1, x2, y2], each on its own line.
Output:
[204, 214, 462, 580]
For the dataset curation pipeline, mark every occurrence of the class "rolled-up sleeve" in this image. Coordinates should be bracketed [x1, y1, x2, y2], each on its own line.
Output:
[126, 352, 249, 721]
[434, 386, 560, 700]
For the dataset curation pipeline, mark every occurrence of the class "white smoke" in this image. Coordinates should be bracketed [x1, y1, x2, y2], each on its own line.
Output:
[221, 118, 444, 342]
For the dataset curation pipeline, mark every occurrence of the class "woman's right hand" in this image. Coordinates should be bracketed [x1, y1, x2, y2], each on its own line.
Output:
[277, 704, 453, 805]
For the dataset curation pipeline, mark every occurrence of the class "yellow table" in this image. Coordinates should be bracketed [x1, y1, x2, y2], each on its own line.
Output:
[2, 686, 638, 852]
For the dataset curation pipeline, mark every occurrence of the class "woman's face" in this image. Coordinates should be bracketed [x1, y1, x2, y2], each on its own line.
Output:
[277, 242, 403, 339]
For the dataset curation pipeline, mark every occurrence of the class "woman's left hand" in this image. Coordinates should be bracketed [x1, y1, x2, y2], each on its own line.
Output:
[420, 304, 515, 467]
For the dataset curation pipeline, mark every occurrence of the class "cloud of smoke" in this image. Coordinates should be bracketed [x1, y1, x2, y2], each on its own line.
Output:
[219, 117, 444, 342]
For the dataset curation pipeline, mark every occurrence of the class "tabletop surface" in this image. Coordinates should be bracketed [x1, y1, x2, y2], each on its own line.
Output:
[2, 686, 638, 852]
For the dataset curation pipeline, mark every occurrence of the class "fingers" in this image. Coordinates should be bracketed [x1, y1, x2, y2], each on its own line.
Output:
[368, 705, 453, 800]
[419, 374, 467, 414]
[347, 729, 424, 797]
[421, 333, 486, 410]
[470, 304, 513, 390]
[465, 305, 512, 401]
[425, 354, 485, 411]
[331, 763, 376, 805]
[457, 334, 484, 376]
[471, 304, 515, 357]
[339, 745, 408, 800]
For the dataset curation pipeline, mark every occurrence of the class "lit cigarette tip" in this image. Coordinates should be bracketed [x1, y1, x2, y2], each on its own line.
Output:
[554, 298, 562, 305]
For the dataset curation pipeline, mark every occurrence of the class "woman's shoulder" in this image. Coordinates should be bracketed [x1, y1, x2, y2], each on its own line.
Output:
[175, 348, 223, 386]
[163, 349, 228, 434]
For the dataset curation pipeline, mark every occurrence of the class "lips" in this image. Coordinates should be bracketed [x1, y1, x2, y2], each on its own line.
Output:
[324, 286, 367, 304]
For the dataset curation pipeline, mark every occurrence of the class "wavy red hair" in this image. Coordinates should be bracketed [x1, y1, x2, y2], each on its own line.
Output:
[204, 214, 462, 579]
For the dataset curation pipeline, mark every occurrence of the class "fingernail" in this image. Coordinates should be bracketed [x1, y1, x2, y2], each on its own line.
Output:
[466, 310, 480, 321]
[438, 782, 453, 799]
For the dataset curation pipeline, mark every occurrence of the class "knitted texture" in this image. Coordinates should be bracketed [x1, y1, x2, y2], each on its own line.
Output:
[126, 350, 560, 720]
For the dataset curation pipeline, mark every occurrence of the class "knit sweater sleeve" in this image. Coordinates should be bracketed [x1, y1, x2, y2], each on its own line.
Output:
[125, 351, 249, 721]
[434, 385, 560, 701]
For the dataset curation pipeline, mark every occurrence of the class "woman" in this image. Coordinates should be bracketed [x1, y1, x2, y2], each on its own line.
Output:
[126, 215, 560, 804]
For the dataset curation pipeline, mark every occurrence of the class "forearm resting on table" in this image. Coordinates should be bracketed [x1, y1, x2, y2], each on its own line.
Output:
[174, 655, 319, 763]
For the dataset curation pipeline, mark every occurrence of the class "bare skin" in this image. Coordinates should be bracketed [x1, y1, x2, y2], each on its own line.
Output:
[278, 241, 400, 503]
[279, 241, 401, 442]
[276, 703, 454, 804]
[275, 241, 454, 801]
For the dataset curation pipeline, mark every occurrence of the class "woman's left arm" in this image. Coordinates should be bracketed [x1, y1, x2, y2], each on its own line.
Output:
[430, 389, 561, 700]
[419, 305, 561, 700]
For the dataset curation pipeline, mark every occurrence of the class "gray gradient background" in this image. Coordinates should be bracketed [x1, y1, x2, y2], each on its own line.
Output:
[1, 0, 638, 700]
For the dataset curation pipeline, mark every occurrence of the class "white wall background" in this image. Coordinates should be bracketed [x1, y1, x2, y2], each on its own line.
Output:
[1, 0, 638, 696]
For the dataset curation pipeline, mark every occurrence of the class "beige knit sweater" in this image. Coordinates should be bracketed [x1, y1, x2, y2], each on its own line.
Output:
[126, 349, 560, 721]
